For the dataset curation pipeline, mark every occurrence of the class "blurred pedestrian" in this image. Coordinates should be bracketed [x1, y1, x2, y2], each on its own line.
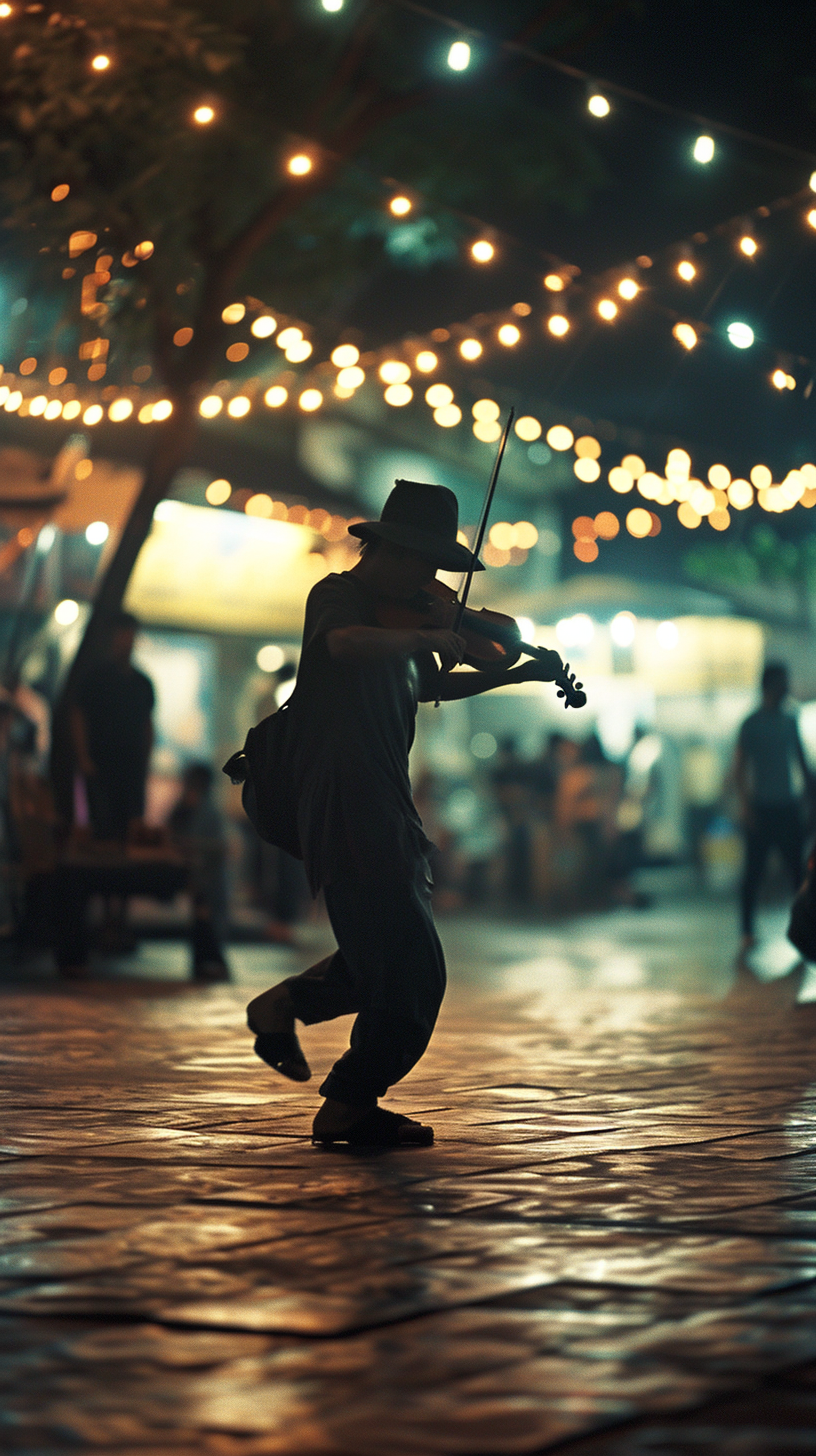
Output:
[491, 735, 533, 905]
[169, 762, 230, 982]
[735, 663, 812, 949]
[71, 611, 155, 841]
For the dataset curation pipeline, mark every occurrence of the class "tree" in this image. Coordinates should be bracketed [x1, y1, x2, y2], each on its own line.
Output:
[0, 0, 623, 683]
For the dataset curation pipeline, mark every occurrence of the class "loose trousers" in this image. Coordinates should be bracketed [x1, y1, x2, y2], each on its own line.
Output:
[740, 801, 804, 936]
[285, 858, 446, 1105]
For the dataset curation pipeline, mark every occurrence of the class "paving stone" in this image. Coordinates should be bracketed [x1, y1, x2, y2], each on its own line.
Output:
[2, 899, 816, 1451]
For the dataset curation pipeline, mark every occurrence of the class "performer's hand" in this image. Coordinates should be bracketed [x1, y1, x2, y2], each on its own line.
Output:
[519, 650, 563, 683]
[418, 628, 467, 671]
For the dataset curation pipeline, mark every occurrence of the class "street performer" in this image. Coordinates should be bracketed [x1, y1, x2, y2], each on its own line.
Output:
[247, 479, 563, 1149]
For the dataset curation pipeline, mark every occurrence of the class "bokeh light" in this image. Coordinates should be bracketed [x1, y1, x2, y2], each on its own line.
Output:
[206, 479, 231, 505]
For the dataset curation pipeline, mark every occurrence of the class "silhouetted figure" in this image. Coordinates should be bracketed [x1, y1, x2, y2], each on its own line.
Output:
[71, 611, 154, 841]
[735, 663, 811, 948]
[491, 735, 533, 905]
[169, 762, 230, 982]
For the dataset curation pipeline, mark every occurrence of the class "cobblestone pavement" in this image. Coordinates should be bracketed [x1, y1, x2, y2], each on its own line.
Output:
[2, 892, 816, 1454]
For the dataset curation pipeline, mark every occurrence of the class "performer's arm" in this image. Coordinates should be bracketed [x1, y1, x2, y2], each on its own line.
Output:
[328, 626, 465, 671]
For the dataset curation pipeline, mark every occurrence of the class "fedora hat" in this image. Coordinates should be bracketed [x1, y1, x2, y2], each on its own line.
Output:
[348, 480, 483, 573]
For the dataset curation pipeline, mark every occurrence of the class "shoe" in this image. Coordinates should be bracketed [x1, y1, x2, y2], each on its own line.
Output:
[247, 1016, 311, 1081]
[312, 1105, 433, 1148]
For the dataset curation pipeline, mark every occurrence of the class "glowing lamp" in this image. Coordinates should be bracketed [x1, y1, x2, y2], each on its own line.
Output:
[677, 260, 696, 281]
[227, 396, 250, 417]
[544, 274, 565, 291]
[447, 41, 471, 71]
[287, 153, 312, 176]
[656, 620, 679, 650]
[470, 240, 494, 263]
[91, 54, 110, 71]
[473, 420, 501, 443]
[108, 398, 133, 422]
[587, 94, 610, 117]
[389, 196, 412, 216]
[610, 612, 636, 646]
[51, 184, 69, 202]
[379, 360, 410, 384]
[425, 383, 453, 408]
[82, 405, 103, 425]
[205, 479, 231, 505]
[299, 389, 323, 411]
[459, 338, 482, 360]
[193, 105, 215, 125]
[44, 400, 63, 420]
[285, 340, 312, 363]
[574, 458, 600, 482]
[727, 321, 754, 348]
[546, 424, 573, 451]
[618, 278, 639, 300]
[473, 399, 500, 422]
[548, 314, 570, 336]
[807, 209, 816, 230]
[85, 521, 109, 546]
[264, 386, 288, 408]
[415, 351, 437, 372]
[257, 645, 285, 672]
[597, 298, 618, 321]
[608, 467, 634, 494]
[222, 302, 245, 324]
[497, 324, 521, 346]
[693, 134, 715, 163]
[54, 599, 80, 626]
[384, 383, 412, 406]
[152, 400, 173, 420]
[337, 366, 364, 389]
[673, 322, 698, 350]
[251, 316, 276, 338]
[62, 400, 81, 420]
[739, 235, 758, 256]
[277, 326, 303, 349]
[514, 416, 541, 442]
[199, 395, 223, 418]
[331, 345, 359, 367]
[626, 508, 653, 538]
[433, 404, 462, 427]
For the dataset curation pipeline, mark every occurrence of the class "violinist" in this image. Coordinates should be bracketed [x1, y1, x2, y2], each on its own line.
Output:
[247, 479, 564, 1150]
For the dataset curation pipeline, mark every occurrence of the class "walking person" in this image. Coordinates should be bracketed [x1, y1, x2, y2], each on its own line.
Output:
[735, 662, 812, 949]
[71, 610, 155, 841]
[246, 479, 563, 1149]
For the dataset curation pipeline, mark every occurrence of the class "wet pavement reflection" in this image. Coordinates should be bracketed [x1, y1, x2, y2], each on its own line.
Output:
[2, 888, 816, 1452]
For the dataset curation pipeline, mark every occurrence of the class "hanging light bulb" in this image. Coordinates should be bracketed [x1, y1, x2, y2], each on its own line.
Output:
[447, 41, 471, 71]
[693, 135, 715, 163]
[677, 260, 696, 281]
[587, 94, 610, 117]
[470, 239, 494, 263]
[738, 235, 758, 257]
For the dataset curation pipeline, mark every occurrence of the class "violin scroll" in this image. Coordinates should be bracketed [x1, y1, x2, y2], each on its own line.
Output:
[555, 662, 586, 710]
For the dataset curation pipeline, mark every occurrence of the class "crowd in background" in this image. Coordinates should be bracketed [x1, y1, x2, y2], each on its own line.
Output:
[0, 616, 809, 978]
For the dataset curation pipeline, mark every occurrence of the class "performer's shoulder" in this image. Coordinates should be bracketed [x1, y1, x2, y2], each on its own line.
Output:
[306, 570, 361, 605]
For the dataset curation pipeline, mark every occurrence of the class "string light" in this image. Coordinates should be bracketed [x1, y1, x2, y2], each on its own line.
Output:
[384, 383, 412, 406]
[726, 321, 754, 348]
[434, 403, 461, 426]
[597, 298, 618, 320]
[618, 278, 639, 300]
[108, 398, 133, 422]
[497, 324, 521, 346]
[447, 41, 471, 71]
[337, 365, 364, 389]
[544, 274, 565, 291]
[514, 416, 542, 441]
[299, 388, 322, 411]
[739, 235, 758, 256]
[389, 195, 412, 216]
[287, 153, 312, 176]
[473, 399, 500, 421]
[51, 184, 69, 202]
[379, 360, 410, 384]
[459, 338, 482, 360]
[91, 54, 111, 72]
[222, 302, 245, 324]
[264, 386, 288, 407]
[199, 395, 223, 418]
[547, 425, 574, 450]
[771, 368, 795, 390]
[470, 239, 494, 263]
[626, 508, 653, 537]
[414, 351, 438, 372]
[425, 383, 453, 407]
[0, 5, 12, 15]
[193, 105, 215, 125]
[677, 260, 696, 281]
[673, 322, 698, 349]
[693, 135, 715, 163]
[548, 314, 570, 336]
[251, 316, 276, 338]
[227, 396, 250, 417]
[152, 400, 173, 420]
[321, 0, 344, 10]
[587, 94, 610, 117]
[807, 209, 816, 230]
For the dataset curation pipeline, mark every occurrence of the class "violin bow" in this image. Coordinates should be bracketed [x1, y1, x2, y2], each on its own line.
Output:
[453, 405, 515, 635]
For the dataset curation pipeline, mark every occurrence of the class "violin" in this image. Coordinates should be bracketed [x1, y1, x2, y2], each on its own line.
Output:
[377, 579, 587, 710]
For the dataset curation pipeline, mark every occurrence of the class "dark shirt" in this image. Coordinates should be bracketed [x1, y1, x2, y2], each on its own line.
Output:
[738, 706, 804, 806]
[288, 571, 439, 892]
[77, 661, 155, 784]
